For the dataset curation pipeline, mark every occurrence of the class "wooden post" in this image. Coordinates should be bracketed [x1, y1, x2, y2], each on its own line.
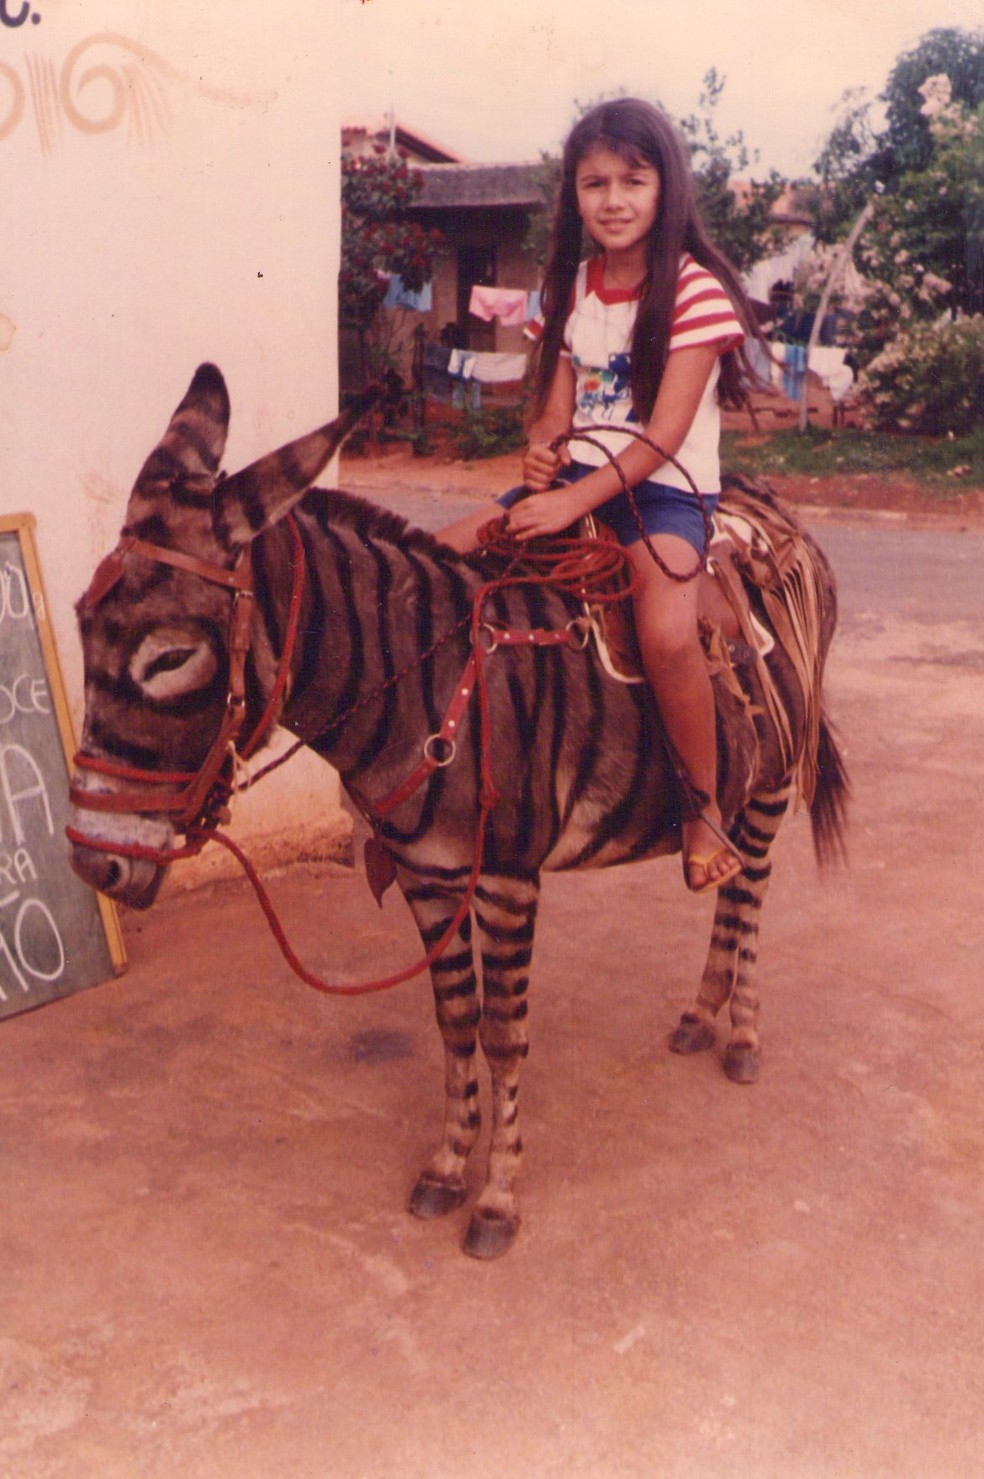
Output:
[798, 200, 874, 433]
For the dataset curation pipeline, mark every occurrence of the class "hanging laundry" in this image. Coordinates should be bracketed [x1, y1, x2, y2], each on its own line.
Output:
[782, 342, 807, 399]
[744, 340, 775, 387]
[447, 348, 478, 380]
[468, 285, 528, 326]
[422, 341, 452, 400]
[469, 351, 529, 384]
[383, 275, 433, 312]
[808, 346, 854, 404]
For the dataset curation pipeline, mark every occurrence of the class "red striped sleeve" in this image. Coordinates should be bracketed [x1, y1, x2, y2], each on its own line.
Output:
[670, 255, 744, 354]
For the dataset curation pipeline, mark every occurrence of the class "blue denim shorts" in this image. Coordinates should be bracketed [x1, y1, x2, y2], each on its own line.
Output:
[498, 459, 717, 555]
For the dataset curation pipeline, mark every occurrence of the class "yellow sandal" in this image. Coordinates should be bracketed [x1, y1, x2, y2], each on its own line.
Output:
[683, 814, 743, 895]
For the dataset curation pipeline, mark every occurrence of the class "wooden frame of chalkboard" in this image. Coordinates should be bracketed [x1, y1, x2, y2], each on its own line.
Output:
[0, 513, 126, 1021]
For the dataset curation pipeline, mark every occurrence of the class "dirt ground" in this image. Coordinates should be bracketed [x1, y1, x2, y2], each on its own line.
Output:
[1, 459, 983, 1478]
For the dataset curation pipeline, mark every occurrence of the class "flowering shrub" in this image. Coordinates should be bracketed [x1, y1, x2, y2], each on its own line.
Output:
[852, 314, 984, 433]
[857, 87, 983, 341]
[339, 151, 444, 333]
[800, 69, 984, 436]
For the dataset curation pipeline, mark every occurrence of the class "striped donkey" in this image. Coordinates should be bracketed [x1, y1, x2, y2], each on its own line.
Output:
[69, 364, 847, 1259]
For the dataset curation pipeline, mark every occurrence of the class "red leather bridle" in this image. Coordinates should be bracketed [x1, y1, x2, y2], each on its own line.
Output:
[67, 519, 305, 854]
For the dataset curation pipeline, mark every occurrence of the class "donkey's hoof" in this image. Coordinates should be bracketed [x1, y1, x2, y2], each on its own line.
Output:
[724, 1043, 760, 1085]
[669, 1013, 716, 1055]
[408, 1173, 467, 1220]
[463, 1206, 519, 1260]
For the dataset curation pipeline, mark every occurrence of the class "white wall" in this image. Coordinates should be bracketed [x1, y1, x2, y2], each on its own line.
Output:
[1, 0, 350, 885]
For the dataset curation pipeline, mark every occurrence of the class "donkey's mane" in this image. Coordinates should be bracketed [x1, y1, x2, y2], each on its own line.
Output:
[298, 485, 458, 562]
[296, 484, 517, 579]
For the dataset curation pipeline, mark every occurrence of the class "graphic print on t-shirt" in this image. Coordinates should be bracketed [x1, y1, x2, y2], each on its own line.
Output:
[574, 350, 635, 423]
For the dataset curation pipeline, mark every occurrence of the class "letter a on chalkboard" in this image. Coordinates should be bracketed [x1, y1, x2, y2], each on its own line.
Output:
[0, 514, 125, 1021]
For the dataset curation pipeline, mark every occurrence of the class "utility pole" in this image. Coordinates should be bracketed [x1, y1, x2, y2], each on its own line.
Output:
[798, 200, 874, 433]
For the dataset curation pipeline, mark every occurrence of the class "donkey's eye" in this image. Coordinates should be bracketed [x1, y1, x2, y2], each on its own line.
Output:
[130, 633, 218, 698]
[146, 648, 196, 679]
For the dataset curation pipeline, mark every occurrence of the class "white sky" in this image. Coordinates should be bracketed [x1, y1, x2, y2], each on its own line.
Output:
[341, 0, 983, 179]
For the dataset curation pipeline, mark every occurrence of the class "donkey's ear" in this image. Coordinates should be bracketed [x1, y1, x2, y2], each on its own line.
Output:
[213, 384, 379, 546]
[130, 363, 231, 498]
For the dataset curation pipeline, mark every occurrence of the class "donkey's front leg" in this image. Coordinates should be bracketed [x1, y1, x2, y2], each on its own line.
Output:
[669, 787, 792, 1084]
[404, 883, 483, 1220]
[464, 874, 539, 1260]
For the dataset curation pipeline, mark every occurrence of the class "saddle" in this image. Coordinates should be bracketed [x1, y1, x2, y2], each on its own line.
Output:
[582, 482, 825, 807]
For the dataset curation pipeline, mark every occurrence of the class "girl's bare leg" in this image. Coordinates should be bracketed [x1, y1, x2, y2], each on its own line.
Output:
[626, 536, 738, 890]
[437, 505, 502, 554]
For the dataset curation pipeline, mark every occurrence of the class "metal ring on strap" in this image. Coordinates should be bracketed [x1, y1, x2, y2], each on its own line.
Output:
[565, 617, 591, 651]
[423, 733, 457, 767]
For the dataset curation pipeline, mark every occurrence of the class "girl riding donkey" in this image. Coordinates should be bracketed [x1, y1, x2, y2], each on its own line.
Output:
[442, 97, 771, 893]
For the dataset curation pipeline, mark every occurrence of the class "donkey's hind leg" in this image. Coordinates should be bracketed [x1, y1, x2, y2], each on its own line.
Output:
[402, 876, 483, 1221]
[669, 785, 793, 1084]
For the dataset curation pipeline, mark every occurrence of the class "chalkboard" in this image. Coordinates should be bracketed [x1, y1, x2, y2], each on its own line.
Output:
[0, 514, 125, 1020]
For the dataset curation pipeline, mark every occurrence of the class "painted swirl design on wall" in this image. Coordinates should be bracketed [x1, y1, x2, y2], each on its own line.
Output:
[0, 60, 26, 143]
[0, 30, 263, 153]
[58, 32, 171, 142]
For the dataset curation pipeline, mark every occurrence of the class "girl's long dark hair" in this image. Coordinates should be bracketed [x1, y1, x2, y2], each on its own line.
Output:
[532, 97, 767, 425]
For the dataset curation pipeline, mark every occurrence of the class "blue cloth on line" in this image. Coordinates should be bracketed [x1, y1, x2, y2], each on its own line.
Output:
[383, 275, 433, 312]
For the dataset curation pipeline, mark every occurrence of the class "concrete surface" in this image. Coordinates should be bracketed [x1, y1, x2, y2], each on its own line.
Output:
[1, 496, 983, 1478]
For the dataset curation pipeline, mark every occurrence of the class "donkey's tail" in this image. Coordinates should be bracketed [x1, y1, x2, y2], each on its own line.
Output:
[810, 710, 850, 866]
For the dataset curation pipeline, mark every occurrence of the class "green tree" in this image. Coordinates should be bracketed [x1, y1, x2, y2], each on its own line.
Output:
[678, 68, 785, 272]
[880, 26, 984, 176]
[807, 29, 984, 357]
[810, 87, 882, 244]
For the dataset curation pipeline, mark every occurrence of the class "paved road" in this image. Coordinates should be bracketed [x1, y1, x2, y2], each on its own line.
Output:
[345, 470, 984, 661]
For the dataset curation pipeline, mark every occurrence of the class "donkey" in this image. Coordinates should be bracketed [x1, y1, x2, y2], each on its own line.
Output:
[69, 364, 847, 1258]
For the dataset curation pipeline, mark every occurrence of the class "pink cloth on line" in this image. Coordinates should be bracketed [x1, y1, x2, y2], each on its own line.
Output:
[468, 285, 529, 326]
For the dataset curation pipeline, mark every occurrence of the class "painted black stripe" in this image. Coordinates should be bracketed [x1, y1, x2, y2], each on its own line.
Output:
[715, 913, 759, 935]
[84, 718, 166, 770]
[351, 541, 398, 772]
[429, 950, 475, 977]
[482, 977, 529, 999]
[566, 684, 652, 867]
[747, 795, 790, 819]
[473, 913, 536, 945]
[481, 947, 533, 974]
[434, 978, 478, 1003]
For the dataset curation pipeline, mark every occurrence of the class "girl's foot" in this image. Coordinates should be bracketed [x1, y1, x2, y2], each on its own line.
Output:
[683, 812, 743, 894]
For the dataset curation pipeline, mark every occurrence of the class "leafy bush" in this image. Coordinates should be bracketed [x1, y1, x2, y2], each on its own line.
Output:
[852, 315, 984, 434]
[449, 407, 527, 460]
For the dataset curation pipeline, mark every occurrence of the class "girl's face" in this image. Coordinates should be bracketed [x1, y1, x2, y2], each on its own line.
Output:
[574, 144, 661, 263]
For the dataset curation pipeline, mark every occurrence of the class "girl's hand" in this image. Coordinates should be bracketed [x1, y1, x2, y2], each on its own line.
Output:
[506, 487, 583, 541]
[522, 440, 572, 492]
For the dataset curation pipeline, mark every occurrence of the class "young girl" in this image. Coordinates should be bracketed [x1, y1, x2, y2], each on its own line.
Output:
[441, 98, 767, 893]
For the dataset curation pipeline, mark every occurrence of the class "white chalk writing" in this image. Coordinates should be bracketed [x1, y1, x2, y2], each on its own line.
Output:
[0, 887, 65, 1000]
[0, 560, 30, 623]
[0, 673, 50, 726]
[0, 743, 53, 846]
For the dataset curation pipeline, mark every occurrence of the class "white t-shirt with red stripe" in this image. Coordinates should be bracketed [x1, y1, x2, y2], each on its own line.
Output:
[528, 253, 744, 493]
